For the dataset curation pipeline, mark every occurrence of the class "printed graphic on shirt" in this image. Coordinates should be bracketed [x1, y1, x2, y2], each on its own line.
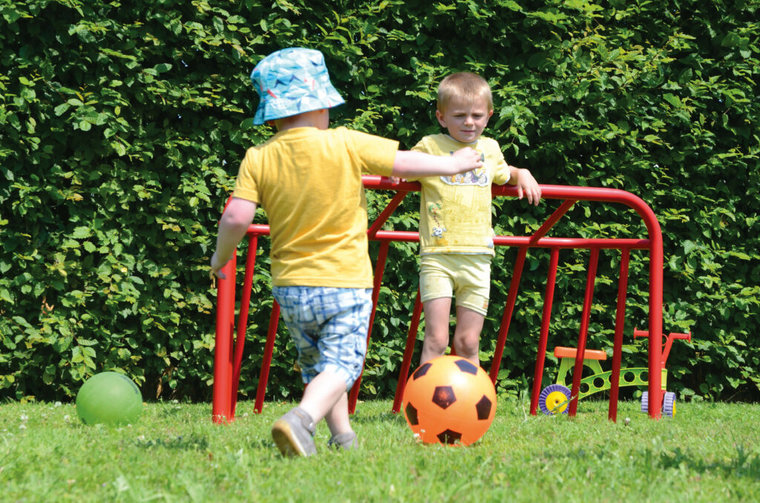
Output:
[439, 152, 489, 186]
[427, 202, 447, 242]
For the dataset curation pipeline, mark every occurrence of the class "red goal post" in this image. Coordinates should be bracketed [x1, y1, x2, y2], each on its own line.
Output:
[212, 176, 666, 423]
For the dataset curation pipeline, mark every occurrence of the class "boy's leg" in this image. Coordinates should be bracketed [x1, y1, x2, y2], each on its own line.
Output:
[452, 306, 485, 366]
[420, 297, 453, 363]
[299, 370, 347, 427]
[450, 254, 490, 366]
[323, 389, 351, 436]
[419, 255, 459, 364]
[272, 285, 371, 455]
[324, 391, 358, 450]
[271, 367, 350, 457]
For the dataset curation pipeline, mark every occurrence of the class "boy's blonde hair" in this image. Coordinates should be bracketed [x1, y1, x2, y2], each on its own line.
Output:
[436, 72, 493, 113]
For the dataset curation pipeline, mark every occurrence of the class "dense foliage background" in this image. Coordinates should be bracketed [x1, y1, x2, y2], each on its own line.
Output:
[1, 0, 758, 404]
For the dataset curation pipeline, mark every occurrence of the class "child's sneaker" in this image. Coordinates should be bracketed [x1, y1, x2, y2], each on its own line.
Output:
[327, 431, 357, 451]
[271, 407, 317, 457]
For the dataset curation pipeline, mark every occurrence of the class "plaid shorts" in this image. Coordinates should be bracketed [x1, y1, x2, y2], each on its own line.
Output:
[272, 286, 373, 388]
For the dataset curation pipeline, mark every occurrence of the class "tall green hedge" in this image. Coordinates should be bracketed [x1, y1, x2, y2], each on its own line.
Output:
[1, 0, 758, 403]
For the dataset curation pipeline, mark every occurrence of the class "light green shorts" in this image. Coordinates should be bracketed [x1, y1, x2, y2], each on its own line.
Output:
[419, 254, 492, 316]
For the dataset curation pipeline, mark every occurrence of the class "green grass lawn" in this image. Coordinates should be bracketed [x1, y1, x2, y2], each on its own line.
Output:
[2, 397, 758, 502]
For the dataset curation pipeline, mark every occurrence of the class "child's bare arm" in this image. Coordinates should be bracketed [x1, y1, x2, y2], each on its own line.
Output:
[508, 167, 542, 206]
[210, 197, 258, 279]
[392, 147, 482, 178]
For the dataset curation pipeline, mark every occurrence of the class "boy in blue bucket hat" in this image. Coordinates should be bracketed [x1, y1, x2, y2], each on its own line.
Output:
[210, 47, 483, 457]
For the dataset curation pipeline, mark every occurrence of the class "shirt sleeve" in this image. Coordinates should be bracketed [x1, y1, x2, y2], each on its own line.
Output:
[232, 148, 261, 203]
[489, 141, 512, 186]
[344, 128, 398, 177]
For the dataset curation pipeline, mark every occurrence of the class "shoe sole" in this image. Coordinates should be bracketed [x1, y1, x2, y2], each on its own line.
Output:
[271, 419, 311, 457]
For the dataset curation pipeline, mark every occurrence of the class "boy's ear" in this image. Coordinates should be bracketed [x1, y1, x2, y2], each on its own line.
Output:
[435, 109, 446, 128]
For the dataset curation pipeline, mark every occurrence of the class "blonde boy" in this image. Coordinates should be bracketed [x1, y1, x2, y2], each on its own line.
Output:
[210, 49, 482, 456]
[410, 72, 542, 366]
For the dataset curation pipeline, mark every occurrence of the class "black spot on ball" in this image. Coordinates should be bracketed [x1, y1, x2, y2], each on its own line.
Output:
[432, 386, 456, 409]
[476, 395, 492, 420]
[405, 402, 419, 426]
[413, 362, 432, 379]
[454, 359, 478, 375]
[438, 429, 462, 444]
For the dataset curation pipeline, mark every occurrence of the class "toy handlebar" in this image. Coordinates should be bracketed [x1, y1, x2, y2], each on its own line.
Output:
[633, 328, 692, 367]
[633, 328, 692, 343]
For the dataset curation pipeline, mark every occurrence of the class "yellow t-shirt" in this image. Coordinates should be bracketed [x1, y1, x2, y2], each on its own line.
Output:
[411, 134, 511, 256]
[233, 126, 398, 287]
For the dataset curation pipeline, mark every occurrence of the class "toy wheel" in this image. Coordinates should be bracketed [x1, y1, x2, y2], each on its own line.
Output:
[539, 384, 571, 415]
[641, 391, 676, 417]
[641, 391, 649, 413]
[662, 391, 676, 417]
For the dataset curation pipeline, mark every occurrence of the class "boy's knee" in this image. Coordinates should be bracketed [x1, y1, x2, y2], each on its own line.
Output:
[453, 332, 479, 355]
[423, 333, 449, 352]
[453, 344, 479, 362]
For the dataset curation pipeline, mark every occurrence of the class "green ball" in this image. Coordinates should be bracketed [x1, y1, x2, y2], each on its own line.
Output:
[76, 372, 143, 426]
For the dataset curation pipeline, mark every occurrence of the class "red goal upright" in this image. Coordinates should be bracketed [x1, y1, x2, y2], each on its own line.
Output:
[212, 176, 669, 423]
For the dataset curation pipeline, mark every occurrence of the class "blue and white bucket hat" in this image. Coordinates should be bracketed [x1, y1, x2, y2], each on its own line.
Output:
[250, 47, 345, 125]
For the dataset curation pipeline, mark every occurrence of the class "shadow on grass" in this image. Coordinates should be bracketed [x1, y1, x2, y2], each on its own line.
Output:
[350, 410, 406, 425]
[658, 446, 760, 478]
[134, 433, 209, 451]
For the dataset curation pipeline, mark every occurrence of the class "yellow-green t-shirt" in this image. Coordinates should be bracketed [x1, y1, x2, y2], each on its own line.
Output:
[410, 134, 511, 256]
[233, 126, 398, 287]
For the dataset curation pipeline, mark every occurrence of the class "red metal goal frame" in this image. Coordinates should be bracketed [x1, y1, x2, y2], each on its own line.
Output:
[212, 176, 665, 423]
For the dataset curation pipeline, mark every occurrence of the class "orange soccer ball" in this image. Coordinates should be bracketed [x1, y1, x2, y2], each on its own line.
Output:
[402, 355, 497, 446]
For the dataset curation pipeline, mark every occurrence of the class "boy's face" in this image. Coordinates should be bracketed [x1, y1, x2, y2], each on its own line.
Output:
[436, 96, 493, 144]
